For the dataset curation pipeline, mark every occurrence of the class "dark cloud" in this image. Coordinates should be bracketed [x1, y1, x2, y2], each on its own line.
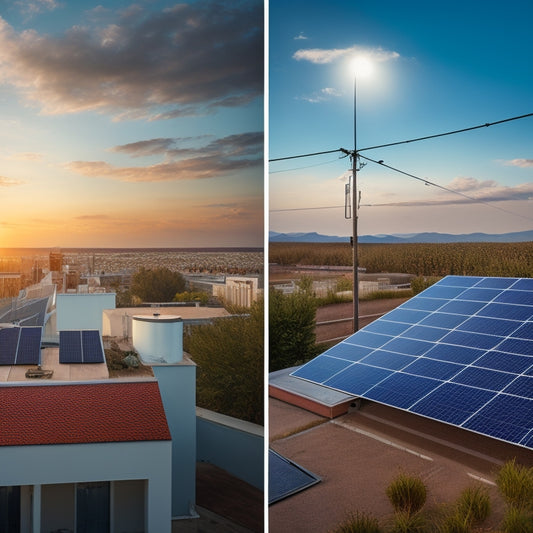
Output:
[107, 131, 263, 167]
[0, 0, 263, 119]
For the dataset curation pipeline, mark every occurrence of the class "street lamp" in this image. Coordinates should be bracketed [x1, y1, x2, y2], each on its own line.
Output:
[350, 57, 373, 332]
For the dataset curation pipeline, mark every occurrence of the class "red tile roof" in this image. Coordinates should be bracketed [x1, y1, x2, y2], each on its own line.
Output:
[0, 381, 171, 446]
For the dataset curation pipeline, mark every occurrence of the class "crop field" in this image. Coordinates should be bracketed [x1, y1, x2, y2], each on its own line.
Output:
[269, 241, 533, 278]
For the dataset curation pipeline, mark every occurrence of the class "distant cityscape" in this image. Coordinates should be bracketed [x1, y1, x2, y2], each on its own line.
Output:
[0, 248, 264, 300]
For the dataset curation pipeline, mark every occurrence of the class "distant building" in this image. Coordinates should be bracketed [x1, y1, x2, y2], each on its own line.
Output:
[0, 273, 21, 299]
[49, 249, 63, 272]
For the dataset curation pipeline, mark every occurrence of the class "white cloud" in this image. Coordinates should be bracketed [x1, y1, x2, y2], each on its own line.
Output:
[369, 178, 533, 207]
[294, 32, 308, 40]
[0, 176, 24, 186]
[299, 87, 343, 103]
[293, 45, 400, 65]
[504, 159, 533, 168]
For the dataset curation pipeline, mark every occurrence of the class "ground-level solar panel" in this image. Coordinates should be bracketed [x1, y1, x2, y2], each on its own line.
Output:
[60, 330, 105, 364]
[269, 449, 320, 504]
[292, 276, 533, 450]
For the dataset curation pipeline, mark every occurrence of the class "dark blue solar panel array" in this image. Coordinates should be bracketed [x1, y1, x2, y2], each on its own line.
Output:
[0, 327, 41, 365]
[292, 276, 533, 450]
[59, 330, 105, 364]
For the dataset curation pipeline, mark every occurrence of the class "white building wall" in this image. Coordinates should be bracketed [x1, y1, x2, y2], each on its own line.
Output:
[0, 440, 172, 533]
[56, 293, 116, 333]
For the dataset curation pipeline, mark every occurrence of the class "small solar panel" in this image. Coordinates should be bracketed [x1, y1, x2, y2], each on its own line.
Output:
[15, 327, 41, 365]
[269, 449, 320, 504]
[60, 330, 105, 364]
[81, 330, 105, 363]
[59, 331, 82, 363]
[0, 327, 41, 365]
[292, 276, 533, 450]
[0, 328, 19, 365]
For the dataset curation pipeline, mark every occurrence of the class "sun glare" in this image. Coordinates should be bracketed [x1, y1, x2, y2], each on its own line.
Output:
[351, 56, 374, 78]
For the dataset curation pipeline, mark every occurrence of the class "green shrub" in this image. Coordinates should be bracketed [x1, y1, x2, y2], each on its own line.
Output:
[389, 510, 427, 533]
[269, 287, 318, 371]
[386, 473, 427, 516]
[410, 276, 440, 295]
[500, 506, 533, 533]
[436, 510, 473, 533]
[184, 298, 263, 425]
[455, 485, 491, 524]
[330, 511, 381, 533]
[496, 460, 533, 511]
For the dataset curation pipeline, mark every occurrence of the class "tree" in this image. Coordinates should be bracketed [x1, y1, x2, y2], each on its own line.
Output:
[130, 267, 186, 303]
[269, 287, 318, 372]
[184, 298, 264, 425]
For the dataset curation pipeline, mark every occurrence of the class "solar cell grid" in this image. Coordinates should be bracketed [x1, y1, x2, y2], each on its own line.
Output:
[475, 302, 533, 321]
[473, 351, 533, 374]
[59, 330, 82, 364]
[451, 366, 517, 392]
[495, 291, 533, 306]
[402, 357, 462, 381]
[437, 299, 486, 316]
[399, 297, 444, 312]
[291, 275, 533, 449]
[359, 349, 415, 371]
[510, 322, 533, 340]
[463, 395, 533, 445]
[419, 312, 468, 329]
[497, 338, 533, 356]
[323, 343, 374, 362]
[401, 325, 448, 342]
[16, 327, 41, 365]
[457, 316, 518, 337]
[475, 277, 518, 289]
[434, 276, 483, 287]
[0, 328, 19, 365]
[459, 287, 503, 302]
[365, 372, 439, 409]
[411, 382, 495, 426]
[503, 376, 533, 399]
[81, 330, 105, 363]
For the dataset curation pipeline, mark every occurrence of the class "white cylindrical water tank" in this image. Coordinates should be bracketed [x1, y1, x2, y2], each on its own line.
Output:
[132, 315, 183, 364]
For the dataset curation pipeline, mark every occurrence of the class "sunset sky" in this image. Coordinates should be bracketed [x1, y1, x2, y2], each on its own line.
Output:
[269, 0, 533, 238]
[0, 0, 263, 248]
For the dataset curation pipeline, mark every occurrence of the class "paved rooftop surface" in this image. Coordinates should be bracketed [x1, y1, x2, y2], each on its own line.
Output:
[177, 462, 264, 532]
[0, 346, 109, 381]
[269, 396, 533, 533]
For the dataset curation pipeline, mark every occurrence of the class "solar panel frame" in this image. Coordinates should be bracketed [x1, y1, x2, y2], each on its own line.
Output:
[15, 327, 42, 365]
[291, 275, 533, 450]
[59, 330, 82, 364]
[81, 330, 105, 363]
[0, 328, 19, 365]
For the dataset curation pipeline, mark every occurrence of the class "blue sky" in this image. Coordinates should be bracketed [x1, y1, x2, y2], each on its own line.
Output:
[0, 0, 263, 248]
[269, 0, 533, 237]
